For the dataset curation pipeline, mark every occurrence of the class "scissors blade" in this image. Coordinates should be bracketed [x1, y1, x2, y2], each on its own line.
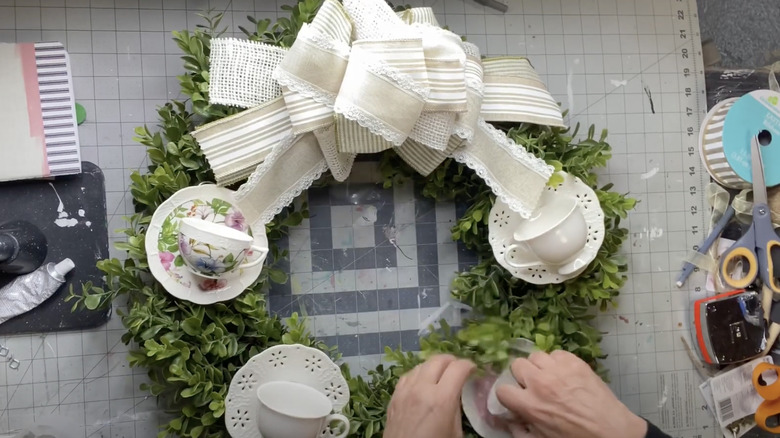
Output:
[751, 135, 769, 205]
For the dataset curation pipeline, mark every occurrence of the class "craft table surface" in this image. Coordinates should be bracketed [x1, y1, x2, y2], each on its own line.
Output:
[0, 0, 760, 437]
[0, 161, 110, 335]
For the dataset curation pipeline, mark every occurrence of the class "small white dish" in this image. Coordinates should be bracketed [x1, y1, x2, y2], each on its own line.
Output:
[462, 373, 512, 438]
[486, 368, 519, 418]
[255, 381, 349, 438]
[488, 172, 605, 284]
[145, 185, 268, 305]
[225, 344, 350, 438]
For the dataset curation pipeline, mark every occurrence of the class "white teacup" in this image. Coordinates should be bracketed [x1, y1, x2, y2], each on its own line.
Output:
[255, 381, 349, 438]
[505, 196, 587, 270]
[178, 217, 268, 278]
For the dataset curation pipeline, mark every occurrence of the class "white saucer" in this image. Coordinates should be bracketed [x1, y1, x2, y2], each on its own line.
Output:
[462, 374, 512, 438]
[225, 344, 350, 438]
[488, 172, 605, 284]
[145, 185, 268, 305]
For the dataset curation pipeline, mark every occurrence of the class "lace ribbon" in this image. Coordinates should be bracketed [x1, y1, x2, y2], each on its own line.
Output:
[205, 0, 566, 223]
[235, 133, 329, 226]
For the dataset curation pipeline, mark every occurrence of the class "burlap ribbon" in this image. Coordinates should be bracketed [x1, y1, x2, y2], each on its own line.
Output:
[194, 0, 565, 226]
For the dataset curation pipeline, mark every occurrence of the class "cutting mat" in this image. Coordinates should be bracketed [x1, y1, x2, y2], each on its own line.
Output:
[0, 0, 716, 436]
[559, 0, 713, 434]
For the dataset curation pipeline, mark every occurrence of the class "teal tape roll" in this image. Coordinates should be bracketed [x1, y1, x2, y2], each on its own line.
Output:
[722, 90, 780, 187]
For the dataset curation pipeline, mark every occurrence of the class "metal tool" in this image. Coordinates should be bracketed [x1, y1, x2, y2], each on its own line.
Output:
[751, 361, 780, 433]
[719, 132, 780, 293]
[474, 0, 508, 12]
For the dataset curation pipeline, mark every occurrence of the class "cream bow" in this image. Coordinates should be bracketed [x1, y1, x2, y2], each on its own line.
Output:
[193, 0, 565, 226]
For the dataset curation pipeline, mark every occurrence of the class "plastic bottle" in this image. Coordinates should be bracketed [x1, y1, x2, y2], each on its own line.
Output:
[0, 258, 74, 325]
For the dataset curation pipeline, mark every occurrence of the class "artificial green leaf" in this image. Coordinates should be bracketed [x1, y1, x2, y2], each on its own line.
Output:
[268, 268, 288, 284]
[84, 294, 101, 310]
[181, 317, 202, 336]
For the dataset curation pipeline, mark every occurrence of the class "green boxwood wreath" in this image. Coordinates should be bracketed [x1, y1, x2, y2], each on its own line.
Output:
[66, 3, 636, 437]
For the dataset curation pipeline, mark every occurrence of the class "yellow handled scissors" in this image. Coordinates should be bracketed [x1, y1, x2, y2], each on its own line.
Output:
[752, 361, 780, 433]
[719, 133, 780, 293]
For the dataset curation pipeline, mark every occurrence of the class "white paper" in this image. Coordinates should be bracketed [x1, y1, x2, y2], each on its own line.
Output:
[709, 356, 773, 428]
[700, 379, 756, 438]
[657, 371, 707, 431]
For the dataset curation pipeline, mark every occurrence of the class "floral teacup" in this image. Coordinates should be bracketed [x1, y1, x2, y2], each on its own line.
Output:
[178, 217, 268, 278]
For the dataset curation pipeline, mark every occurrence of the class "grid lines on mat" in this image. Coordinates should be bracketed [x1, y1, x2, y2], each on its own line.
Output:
[267, 178, 477, 372]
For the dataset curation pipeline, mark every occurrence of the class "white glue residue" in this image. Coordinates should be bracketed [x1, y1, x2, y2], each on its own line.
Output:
[50, 183, 79, 228]
[640, 167, 659, 179]
[55, 217, 78, 227]
[641, 227, 665, 241]
[610, 79, 628, 87]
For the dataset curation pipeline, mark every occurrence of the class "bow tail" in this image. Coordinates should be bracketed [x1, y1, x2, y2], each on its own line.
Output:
[452, 121, 552, 218]
[234, 133, 328, 227]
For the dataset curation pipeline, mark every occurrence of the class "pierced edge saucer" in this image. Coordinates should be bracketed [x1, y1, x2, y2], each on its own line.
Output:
[145, 185, 268, 305]
[461, 376, 512, 438]
[225, 344, 350, 438]
[488, 172, 605, 284]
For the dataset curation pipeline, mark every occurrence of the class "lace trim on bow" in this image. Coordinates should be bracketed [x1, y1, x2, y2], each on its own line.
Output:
[452, 126, 474, 142]
[235, 134, 329, 224]
[465, 78, 485, 96]
[449, 148, 534, 219]
[477, 119, 554, 178]
[333, 101, 408, 146]
[450, 120, 554, 218]
[301, 24, 351, 57]
[314, 125, 356, 182]
[362, 60, 430, 101]
[274, 67, 338, 107]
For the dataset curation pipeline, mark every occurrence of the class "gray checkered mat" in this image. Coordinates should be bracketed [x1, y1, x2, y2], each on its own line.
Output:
[267, 163, 477, 361]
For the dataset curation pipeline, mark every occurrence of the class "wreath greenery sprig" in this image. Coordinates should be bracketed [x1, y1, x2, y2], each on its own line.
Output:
[65, 2, 635, 437]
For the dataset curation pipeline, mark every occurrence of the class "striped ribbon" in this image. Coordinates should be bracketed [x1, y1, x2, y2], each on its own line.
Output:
[199, 0, 563, 226]
[192, 97, 291, 186]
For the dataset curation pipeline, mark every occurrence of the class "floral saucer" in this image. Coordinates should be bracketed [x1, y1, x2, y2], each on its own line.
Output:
[145, 185, 268, 305]
[488, 172, 605, 284]
[225, 344, 350, 438]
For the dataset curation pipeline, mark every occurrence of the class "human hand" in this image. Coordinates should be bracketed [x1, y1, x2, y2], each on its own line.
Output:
[496, 350, 647, 438]
[384, 354, 476, 438]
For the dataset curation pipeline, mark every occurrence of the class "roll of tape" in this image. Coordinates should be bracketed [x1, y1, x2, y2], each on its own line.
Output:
[722, 90, 780, 187]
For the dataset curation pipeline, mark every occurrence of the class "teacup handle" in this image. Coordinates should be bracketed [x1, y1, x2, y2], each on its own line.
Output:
[504, 243, 537, 269]
[240, 246, 269, 268]
[323, 413, 350, 438]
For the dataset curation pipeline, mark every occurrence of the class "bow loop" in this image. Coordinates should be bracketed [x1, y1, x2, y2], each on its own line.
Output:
[334, 41, 429, 149]
[208, 38, 287, 108]
[481, 57, 565, 127]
